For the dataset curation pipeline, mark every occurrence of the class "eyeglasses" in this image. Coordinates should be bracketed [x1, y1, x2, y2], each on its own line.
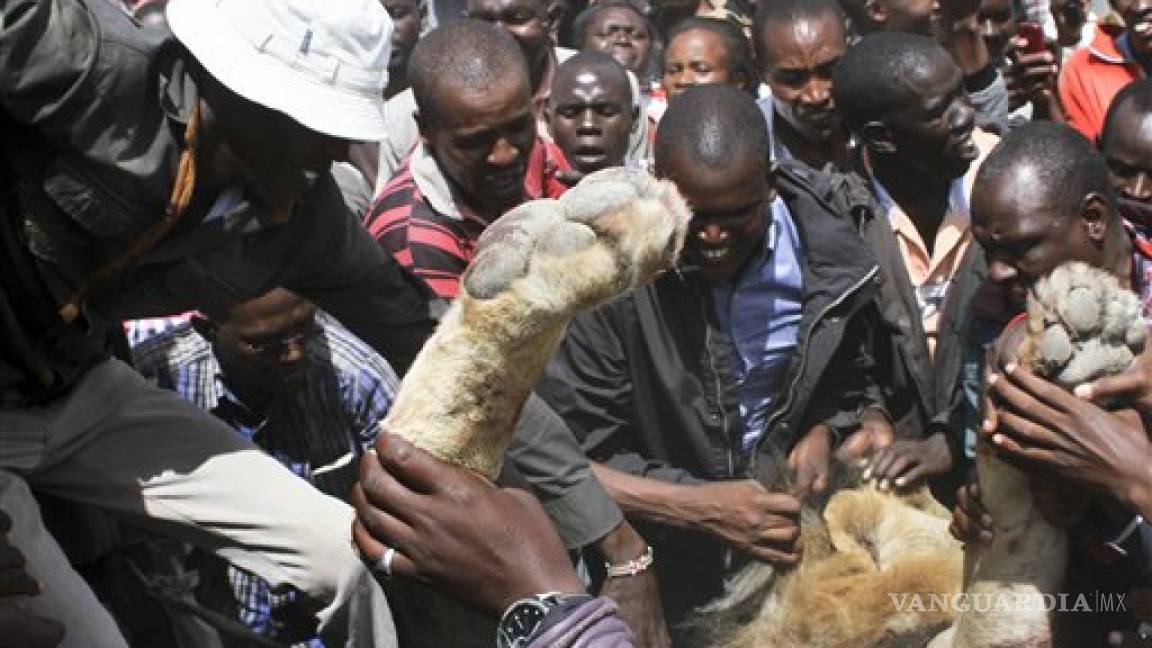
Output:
[236, 321, 322, 358]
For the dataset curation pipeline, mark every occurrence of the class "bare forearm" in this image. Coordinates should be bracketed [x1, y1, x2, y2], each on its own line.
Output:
[590, 463, 705, 529]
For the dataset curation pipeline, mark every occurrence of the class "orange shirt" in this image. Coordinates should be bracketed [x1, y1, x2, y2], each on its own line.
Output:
[1059, 24, 1145, 142]
[869, 130, 1000, 357]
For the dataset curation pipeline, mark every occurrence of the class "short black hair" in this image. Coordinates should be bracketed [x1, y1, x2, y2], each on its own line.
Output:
[571, 0, 652, 47]
[655, 84, 768, 174]
[832, 31, 953, 132]
[1101, 78, 1152, 149]
[552, 51, 633, 103]
[753, 0, 846, 65]
[408, 19, 529, 123]
[664, 17, 758, 94]
[976, 121, 1117, 220]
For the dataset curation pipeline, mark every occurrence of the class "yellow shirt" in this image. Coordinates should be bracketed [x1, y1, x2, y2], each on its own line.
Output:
[870, 130, 999, 357]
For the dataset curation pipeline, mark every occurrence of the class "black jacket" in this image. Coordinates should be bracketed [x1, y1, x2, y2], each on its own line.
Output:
[0, 0, 435, 400]
[537, 163, 882, 622]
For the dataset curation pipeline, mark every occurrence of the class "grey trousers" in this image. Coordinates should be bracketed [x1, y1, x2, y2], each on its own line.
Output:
[0, 358, 395, 648]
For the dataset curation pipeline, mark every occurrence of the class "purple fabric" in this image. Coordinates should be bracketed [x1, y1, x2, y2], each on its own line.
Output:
[527, 598, 635, 648]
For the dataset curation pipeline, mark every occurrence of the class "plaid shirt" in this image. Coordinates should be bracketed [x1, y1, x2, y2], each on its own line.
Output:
[131, 314, 398, 646]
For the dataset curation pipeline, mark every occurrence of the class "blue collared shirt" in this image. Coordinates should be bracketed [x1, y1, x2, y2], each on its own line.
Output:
[132, 313, 398, 646]
[710, 197, 805, 452]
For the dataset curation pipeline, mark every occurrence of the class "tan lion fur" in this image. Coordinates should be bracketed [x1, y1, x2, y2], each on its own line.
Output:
[709, 485, 962, 648]
[383, 169, 691, 478]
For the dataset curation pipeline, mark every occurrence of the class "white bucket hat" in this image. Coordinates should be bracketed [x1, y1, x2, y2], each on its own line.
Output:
[167, 0, 394, 141]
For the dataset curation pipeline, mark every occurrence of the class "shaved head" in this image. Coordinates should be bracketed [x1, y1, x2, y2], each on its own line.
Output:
[655, 84, 768, 176]
[408, 19, 530, 124]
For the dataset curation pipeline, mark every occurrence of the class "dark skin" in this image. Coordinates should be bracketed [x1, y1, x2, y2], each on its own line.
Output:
[661, 28, 748, 99]
[756, 11, 849, 170]
[950, 165, 1152, 545]
[416, 76, 537, 223]
[547, 62, 636, 177]
[191, 74, 349, 226]
[192, 288, 319, 417]
[1100, 99, 1152, 230]
[353, 434, 586, 618]
[977, 0, 1016, 59]
[857, 0, 939, 35]
[984, 0, 1060, 121]
[466, 0, 555, 94]
[0, 509, 64, 648]
[1112, 0, 1152, 74]
[861, 55, 978, 256]
[581, 5, 654, 77]
[381, 0, 425, 100]
[1050, 0, 1089, 48]
[851, 54, 978, 489]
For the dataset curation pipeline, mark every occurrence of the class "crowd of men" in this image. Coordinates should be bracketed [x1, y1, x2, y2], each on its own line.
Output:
[2, 0, 1152, 646]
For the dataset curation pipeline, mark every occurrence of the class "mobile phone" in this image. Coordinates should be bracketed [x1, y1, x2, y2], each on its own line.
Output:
[1017, 21, 1047, 54]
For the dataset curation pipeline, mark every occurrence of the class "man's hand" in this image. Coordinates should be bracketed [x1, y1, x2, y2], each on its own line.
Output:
[0, 510, 64, 648]
[862, 432, 954, 490]
[836, 408, 895, 464]
[689, 480, 801, 564]
[1075, 328, 1152, 417]
[593, 523, 670, 648]
[948, 482, 994, 545]
[984, 363, 1152, 515]
[789, 424, 832, 495]
[1003, 38, 1061, 117]
[352, 434, 586, 617]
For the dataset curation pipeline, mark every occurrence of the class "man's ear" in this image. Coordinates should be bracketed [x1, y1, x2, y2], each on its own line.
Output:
[859, 120, 896, 154]
[1081, 191, 1111, 242]
[190, 315, 217, 341]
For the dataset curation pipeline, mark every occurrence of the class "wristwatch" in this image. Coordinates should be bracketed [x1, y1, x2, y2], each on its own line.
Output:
[496, 592, 594, 648]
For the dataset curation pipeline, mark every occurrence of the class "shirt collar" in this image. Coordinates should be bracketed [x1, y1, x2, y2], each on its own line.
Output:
[869, 170, 971, 231]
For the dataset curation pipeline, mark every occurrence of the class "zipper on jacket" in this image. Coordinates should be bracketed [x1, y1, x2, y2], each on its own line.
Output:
[751, 265, 879, 470]
[697, 280, 737, 572]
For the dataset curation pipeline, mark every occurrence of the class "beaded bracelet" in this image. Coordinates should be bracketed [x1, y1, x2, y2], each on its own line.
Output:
[605, 545, 655, 578]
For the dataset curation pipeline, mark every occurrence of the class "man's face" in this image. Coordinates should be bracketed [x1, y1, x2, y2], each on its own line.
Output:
[209, 90, 348, 223]
[874, 57, 978, 180]
[381, 0, 424, 79]
[1113, 0, 1152, 57]
[421, 77, 536, 214]
[880, 0, 939, 35]
[662, 28, 743, 98]
[658, 152, 773, 283]
[973, 170, 1097, 303]
[978, 0, 1017, 59]
[758, 12, 847, 142]
[1103, 102, 1152, 228]
[467, 0, 551, 77]
[206, 290, 321, 401]
[548, 67, 635, 174]
[582, 6, 653, 76]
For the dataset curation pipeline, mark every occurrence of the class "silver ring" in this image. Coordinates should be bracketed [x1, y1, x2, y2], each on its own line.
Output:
[376, 547, 397, 578]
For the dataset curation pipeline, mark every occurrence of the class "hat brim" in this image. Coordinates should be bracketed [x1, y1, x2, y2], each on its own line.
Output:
[167, 1, 389, 142]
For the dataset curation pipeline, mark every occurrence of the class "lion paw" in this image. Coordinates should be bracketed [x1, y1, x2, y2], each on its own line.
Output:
[461, 168, 690, 311]
[1024, 262, 1146, 388]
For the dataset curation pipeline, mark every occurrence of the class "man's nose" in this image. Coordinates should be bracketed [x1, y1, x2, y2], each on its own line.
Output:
[801, 78, 832, 107]
[488, 136, 521, 167]
[695, 223, 728, 244]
